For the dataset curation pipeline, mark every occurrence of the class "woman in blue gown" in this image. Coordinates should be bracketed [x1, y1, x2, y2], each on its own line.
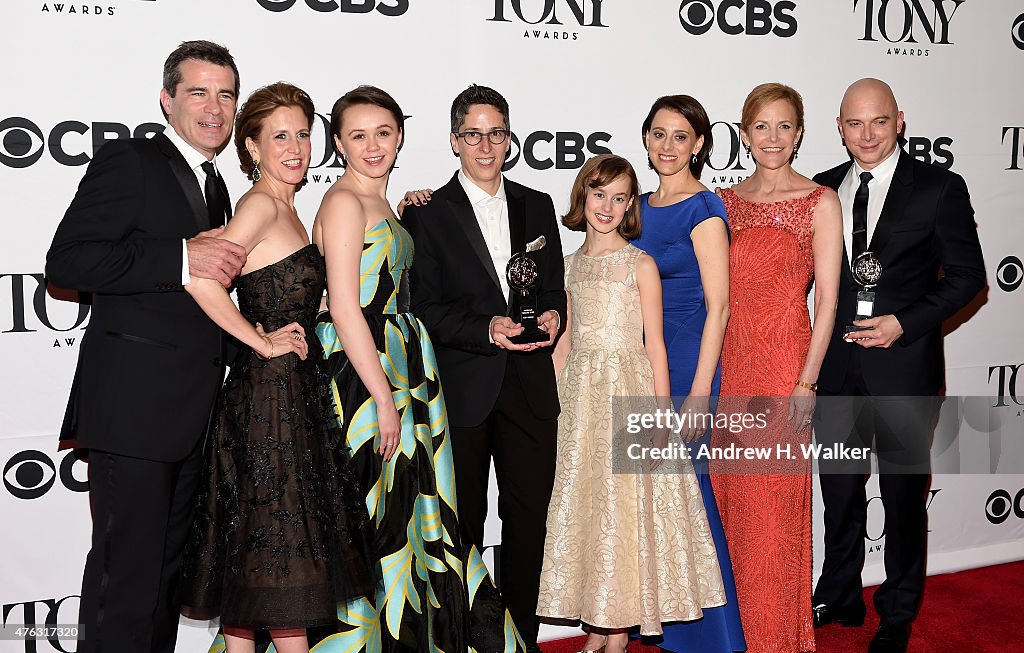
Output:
[631, 95, 746, 653]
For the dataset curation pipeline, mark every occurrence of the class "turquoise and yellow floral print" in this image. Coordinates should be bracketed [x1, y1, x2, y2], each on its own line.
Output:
[312, 216, 525, 653]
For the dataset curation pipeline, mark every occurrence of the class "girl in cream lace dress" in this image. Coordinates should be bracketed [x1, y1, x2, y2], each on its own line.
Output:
[537, 155, 725, 653]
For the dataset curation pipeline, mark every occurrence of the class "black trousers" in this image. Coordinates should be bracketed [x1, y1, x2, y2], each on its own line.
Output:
[78, 439, 204, 653]
[450, 358, 557, 647]
[812, 351, 937, 625]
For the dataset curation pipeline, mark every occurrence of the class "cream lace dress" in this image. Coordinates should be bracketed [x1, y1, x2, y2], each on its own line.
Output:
[536, 244, 726, 635]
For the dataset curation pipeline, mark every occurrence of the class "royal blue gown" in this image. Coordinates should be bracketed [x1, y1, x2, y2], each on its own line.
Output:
[632, 191, 746, 653]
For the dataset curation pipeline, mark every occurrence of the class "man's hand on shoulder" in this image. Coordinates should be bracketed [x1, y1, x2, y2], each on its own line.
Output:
[187, 227, 246, 288]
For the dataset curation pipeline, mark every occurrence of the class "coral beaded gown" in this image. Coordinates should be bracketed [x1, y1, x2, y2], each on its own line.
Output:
[713, 186, 826, 653]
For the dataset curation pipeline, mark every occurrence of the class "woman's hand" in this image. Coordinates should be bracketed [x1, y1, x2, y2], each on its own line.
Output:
[396, 188, 433, 215]
[789, 384, 816, 432]
[679, 394, 711, 442]
[649, 424, 671, 471]
[377, 399, 401, 461]
[255, 322, 308, 360]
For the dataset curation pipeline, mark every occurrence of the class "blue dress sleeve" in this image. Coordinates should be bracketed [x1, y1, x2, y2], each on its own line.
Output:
[689, 190, 729, 232]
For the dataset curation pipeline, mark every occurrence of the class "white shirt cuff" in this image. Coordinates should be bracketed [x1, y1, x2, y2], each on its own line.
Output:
[181, 239, 191, 285]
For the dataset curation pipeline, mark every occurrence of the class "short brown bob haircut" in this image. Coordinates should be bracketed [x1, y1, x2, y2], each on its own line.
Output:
[641, 94, 713, 179]
[563, 154, 642, 240]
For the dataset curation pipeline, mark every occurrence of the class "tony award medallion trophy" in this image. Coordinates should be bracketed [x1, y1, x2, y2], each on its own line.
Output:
[506, 236, 549, 344]
[845, 251, 883, 337]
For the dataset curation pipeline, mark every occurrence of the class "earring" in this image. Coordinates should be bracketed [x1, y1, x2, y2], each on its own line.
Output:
[793, 148, 800, 160]
[252, 160, 262, 182]
[744, 144, 751, 157]
[691, 153, 698, 164]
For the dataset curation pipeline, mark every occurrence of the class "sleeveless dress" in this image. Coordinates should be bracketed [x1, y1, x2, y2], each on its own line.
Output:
[712, 187, 825, 653]
[632, 191, 747, 652]
[314, 216, 525, 653]
[180, 244, 377, 631]
[536, 244, 725, 635]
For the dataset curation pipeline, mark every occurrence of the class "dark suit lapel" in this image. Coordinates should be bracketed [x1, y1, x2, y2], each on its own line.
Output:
[155, 132, 209, 232]
[506, 181, 527, 256]
[444, 175, 503, 294]
[868, 149, 913, 256]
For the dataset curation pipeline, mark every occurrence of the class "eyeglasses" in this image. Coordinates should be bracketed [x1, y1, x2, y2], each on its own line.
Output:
[454, 129, 509, 146]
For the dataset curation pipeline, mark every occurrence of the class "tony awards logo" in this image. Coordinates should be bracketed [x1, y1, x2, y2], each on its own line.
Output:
[506, 236, 549, 344]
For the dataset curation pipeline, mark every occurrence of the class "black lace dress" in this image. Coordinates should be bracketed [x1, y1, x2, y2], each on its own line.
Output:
[179, 245, 377, 629]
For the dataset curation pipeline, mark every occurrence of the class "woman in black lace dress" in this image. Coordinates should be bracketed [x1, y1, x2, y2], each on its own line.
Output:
[178, 83, 375, 653]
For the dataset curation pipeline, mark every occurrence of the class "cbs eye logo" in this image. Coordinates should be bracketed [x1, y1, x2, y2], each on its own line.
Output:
[0, 117, 165, 169]
[502, 130, 611, 172]
[996, 256, 1023, 293]
[677, 0, 797, 37]
[3, 450, 88, 500]
[1012, 13, 1024, 50]
[0, 117, 45, 168]
[985, 489, 1024, 524]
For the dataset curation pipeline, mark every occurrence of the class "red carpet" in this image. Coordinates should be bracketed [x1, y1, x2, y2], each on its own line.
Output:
[539, 561, 1024, 653]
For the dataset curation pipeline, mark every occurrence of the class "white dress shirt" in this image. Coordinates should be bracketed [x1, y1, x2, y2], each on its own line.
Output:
[458, 170, 512, 301]
[838, 145, 900, 264]
[162, 126, 222, 284]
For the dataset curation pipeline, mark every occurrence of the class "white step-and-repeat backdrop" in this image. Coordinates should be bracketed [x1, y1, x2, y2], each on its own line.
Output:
[2, 1, 1023, 650]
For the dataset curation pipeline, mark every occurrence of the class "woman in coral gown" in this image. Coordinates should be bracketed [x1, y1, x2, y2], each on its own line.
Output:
[712, 83, 842, 653]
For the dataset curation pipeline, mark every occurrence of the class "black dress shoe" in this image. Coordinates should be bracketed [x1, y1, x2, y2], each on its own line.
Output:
[867, 621, 910, 653]
[812, 600, 866, 628]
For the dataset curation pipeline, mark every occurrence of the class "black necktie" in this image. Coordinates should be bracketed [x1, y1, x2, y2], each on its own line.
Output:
[851, 170, 872, 261]
[201, 161, 231, 228]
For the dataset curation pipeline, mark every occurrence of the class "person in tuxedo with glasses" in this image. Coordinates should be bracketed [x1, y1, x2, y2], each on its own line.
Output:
[810, 78, 985, 653]
[46, 40, 247, 653]
[401, 84, 566, 652]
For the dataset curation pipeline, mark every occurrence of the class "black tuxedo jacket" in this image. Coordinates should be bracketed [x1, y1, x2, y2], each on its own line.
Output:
[403, 173, 566, 428]
[47, 132, 223, 462]
[813, 149, 985, 396]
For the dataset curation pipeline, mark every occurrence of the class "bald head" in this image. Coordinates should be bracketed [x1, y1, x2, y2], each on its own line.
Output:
[837, 78, 904, 170]
[840, 78, 899, 118]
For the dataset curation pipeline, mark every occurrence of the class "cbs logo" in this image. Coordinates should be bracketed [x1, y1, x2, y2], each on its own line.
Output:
[985, 489, 1024, 525]
[905, 136, 954, 169]
[0, 117, 164, 168]
[254, 0, 408, 15]
[503, 130, 611, 171]
[3, 450, 88, 500]
[1011, 12, 1023, 50]
[677, 0, 797, 37]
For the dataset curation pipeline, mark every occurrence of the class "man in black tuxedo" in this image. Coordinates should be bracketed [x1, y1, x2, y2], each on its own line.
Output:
[402, 85, 566, 650]
[810, 79, 985, 653]
[46, 41, 246, 653]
